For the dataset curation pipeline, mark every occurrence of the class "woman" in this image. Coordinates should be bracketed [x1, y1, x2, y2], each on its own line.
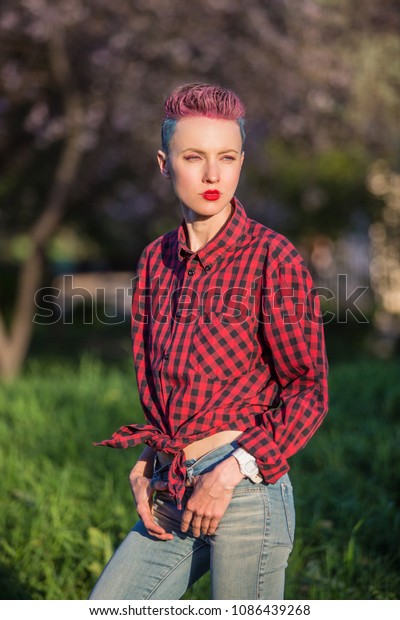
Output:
[90, 83, 328, 600]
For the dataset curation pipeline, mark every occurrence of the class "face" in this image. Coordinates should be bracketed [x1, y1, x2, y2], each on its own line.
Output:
[157, 116, 244, 222]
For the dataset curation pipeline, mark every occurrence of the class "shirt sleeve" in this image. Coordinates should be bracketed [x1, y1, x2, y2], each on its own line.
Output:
[237, 252, 329, 483]
[130, 245, 168, 431]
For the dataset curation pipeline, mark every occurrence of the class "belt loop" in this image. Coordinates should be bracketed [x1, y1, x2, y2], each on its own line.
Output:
[186, 466, 194, 487]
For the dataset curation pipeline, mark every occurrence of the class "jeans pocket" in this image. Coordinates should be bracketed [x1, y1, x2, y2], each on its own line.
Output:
[185, 441, 238, 483]
[280, 481, 295, 545]
[151, 458, 170, 485]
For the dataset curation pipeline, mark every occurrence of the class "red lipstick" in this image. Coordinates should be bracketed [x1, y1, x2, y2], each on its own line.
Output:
[202, 190, 221, 201]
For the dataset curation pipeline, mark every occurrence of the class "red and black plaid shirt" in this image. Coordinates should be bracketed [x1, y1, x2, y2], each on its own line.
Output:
[97, 198, 328, 508]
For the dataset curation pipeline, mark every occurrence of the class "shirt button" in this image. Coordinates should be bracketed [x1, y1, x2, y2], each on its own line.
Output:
[164, 352, 169, 360]
[175, 311, 182, 318]
[205, 265, 211, 272]
[188, 269, 195, 276]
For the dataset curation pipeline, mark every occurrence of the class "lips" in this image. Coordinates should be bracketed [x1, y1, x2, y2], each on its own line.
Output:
[202, 190, 221, 201]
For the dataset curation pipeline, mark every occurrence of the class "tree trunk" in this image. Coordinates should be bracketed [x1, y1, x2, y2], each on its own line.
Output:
[0, 28, 85, 381]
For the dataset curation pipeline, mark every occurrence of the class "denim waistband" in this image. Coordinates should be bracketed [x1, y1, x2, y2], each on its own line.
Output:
[152, 441, 239, 486]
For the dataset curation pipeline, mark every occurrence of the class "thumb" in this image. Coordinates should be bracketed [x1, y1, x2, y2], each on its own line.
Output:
[152, 480, 169, 491]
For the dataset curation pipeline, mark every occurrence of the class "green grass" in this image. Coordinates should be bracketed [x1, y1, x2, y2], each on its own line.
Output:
[0, 356, 399, 599]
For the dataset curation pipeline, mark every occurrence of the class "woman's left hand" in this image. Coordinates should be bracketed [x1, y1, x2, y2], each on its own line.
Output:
[180, 455, 245, 537]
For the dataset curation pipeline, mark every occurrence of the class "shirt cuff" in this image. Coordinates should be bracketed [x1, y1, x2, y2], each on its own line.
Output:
[236, 426, 289, 484]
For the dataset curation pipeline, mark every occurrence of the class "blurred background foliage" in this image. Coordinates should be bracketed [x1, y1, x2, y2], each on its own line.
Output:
[0, 0, 400, 376]
[0, 0, 399, 601]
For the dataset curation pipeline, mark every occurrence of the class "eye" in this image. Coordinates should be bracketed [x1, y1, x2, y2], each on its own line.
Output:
[184, 154, 202, 161]
[222, 155, 236, 161]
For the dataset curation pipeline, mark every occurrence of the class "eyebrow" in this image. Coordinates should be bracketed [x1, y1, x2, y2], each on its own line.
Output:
[180, 148, 240, 155]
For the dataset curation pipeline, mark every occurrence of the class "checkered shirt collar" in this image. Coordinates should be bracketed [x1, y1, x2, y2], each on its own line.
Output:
[177, 196, 248, 269]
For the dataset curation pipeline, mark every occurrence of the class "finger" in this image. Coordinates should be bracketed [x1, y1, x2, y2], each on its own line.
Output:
[147, 527, 174, 541]
[152, 480, 169, 491]
[180, 509, 193, 532]
[190, 516, 203, 538]
[200, 518, 211, 535]
[142, 514, 174, 541]
[206, 517, 220, 536]
[138, 504, 164, 533]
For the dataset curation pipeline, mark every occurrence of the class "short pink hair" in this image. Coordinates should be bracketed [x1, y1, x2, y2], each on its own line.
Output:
[161, 82, 246, 152]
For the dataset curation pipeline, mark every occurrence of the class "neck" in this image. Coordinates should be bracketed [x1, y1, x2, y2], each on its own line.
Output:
[182, 202, 233, 252]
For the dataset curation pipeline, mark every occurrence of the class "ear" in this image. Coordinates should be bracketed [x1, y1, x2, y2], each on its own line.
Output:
[240, 150, 245, 169]
[157, 150, 171, 178]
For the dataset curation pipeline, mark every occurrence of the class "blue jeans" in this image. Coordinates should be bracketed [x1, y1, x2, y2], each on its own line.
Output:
[89, 442, 295, 600]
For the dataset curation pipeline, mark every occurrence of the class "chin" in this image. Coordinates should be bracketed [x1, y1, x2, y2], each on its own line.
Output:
[182, 198, 232, 218]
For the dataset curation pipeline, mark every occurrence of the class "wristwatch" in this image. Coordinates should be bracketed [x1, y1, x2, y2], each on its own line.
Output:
[232, 448, 263, 483]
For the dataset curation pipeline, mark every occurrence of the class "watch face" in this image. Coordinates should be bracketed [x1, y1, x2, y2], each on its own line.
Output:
[233, 449, 260, 480]
[243, 461, 258, 476]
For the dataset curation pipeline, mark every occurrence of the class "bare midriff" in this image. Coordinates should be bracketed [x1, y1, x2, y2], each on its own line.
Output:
[157, 430, 243, 466]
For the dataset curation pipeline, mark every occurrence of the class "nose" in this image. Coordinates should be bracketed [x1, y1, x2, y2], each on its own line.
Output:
[203, 160, 220, 184]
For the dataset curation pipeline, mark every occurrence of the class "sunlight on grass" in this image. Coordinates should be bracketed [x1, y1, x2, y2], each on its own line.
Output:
[0, 357, 399, 599]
